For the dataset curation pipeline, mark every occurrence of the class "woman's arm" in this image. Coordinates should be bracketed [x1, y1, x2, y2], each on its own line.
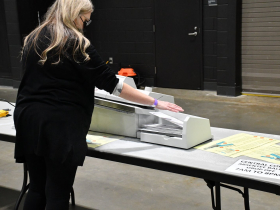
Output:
[119, 83, 184, 113]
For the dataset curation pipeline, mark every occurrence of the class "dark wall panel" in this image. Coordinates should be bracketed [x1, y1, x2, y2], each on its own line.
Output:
[1, 0, 241, 94]
[87, 0, 155, 86]
[203, 0, 241, 96]
[4, 0, 22, 85]
[0, 0, 11, 79]
[17, 0, 53, 43]
[216, 0, 242, 96]
[203, 0, 218, 90]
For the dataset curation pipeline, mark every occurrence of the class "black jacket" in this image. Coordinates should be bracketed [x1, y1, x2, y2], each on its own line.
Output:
[14, 26, 119, 166]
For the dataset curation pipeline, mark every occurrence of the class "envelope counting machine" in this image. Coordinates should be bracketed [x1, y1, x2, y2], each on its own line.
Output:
[90, 76, 212, 149]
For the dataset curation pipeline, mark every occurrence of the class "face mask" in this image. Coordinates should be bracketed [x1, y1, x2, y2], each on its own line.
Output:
[73, 16, 91, 33]
[80, 16, 92, 28]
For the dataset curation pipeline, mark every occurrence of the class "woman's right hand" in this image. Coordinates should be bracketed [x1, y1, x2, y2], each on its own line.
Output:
[156, 101, 184, 113]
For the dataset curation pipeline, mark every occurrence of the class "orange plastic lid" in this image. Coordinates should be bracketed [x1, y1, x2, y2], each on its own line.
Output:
[118, 68, 136, 76]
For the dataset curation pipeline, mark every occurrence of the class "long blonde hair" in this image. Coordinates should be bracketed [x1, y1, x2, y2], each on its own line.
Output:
[22, 0, 94, 65]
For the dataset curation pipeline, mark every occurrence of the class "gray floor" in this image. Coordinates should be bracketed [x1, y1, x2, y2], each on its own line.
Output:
[1, 86, 280, 210]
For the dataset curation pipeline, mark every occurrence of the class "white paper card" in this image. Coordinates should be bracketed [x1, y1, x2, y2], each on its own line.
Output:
[226, 159, 280, 180]
[149, 112, 183, 127]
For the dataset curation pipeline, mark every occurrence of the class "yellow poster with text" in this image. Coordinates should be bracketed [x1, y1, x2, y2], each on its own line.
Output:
[195, 133, 280, 158]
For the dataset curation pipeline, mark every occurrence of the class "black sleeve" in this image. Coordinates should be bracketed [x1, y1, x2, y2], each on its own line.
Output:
[74, 44, 119, 94]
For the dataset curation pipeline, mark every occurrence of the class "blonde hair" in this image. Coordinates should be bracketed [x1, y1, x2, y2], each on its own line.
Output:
[22, 0, 94, 65]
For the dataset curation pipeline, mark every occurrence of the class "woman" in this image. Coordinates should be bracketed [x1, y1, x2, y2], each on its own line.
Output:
[14, 0, 183, 209]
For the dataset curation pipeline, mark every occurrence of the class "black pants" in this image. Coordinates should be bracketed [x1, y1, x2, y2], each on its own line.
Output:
[23, 154, 78, 210]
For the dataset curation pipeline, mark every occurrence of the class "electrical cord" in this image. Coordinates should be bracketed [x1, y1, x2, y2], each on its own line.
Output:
[0, 98, 15, 107]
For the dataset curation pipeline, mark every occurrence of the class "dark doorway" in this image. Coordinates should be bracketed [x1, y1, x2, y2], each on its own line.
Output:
[155, 0, 202, 89]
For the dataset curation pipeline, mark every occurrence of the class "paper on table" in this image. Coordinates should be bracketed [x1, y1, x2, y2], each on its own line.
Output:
[244, 144, 280, 164]
[229, 135, 280, 158]
[86, 133, 120, 149]
[229, 138, 280, 158]
[195, 133, 280, 158]
[149, 112, 183, 127]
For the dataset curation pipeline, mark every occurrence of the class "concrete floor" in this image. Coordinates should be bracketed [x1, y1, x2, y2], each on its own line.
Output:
[1, 86, 280, 210]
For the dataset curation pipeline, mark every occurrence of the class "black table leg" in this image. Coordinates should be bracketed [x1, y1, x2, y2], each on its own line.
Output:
[215, 182, 222, 210]
[244, 188, 250, 210]
[204, 179, 221, 210]
[204, 179, 251, 210]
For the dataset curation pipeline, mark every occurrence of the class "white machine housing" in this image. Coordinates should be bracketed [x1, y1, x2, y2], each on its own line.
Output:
[140, 110, 212, 149]
[90, 75, 212, 149]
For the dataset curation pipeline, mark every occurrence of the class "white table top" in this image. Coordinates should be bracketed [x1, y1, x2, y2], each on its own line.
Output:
[92, 128, 280, 186]
[0, 101, 15, 136]
[1, 101, 280, 189]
